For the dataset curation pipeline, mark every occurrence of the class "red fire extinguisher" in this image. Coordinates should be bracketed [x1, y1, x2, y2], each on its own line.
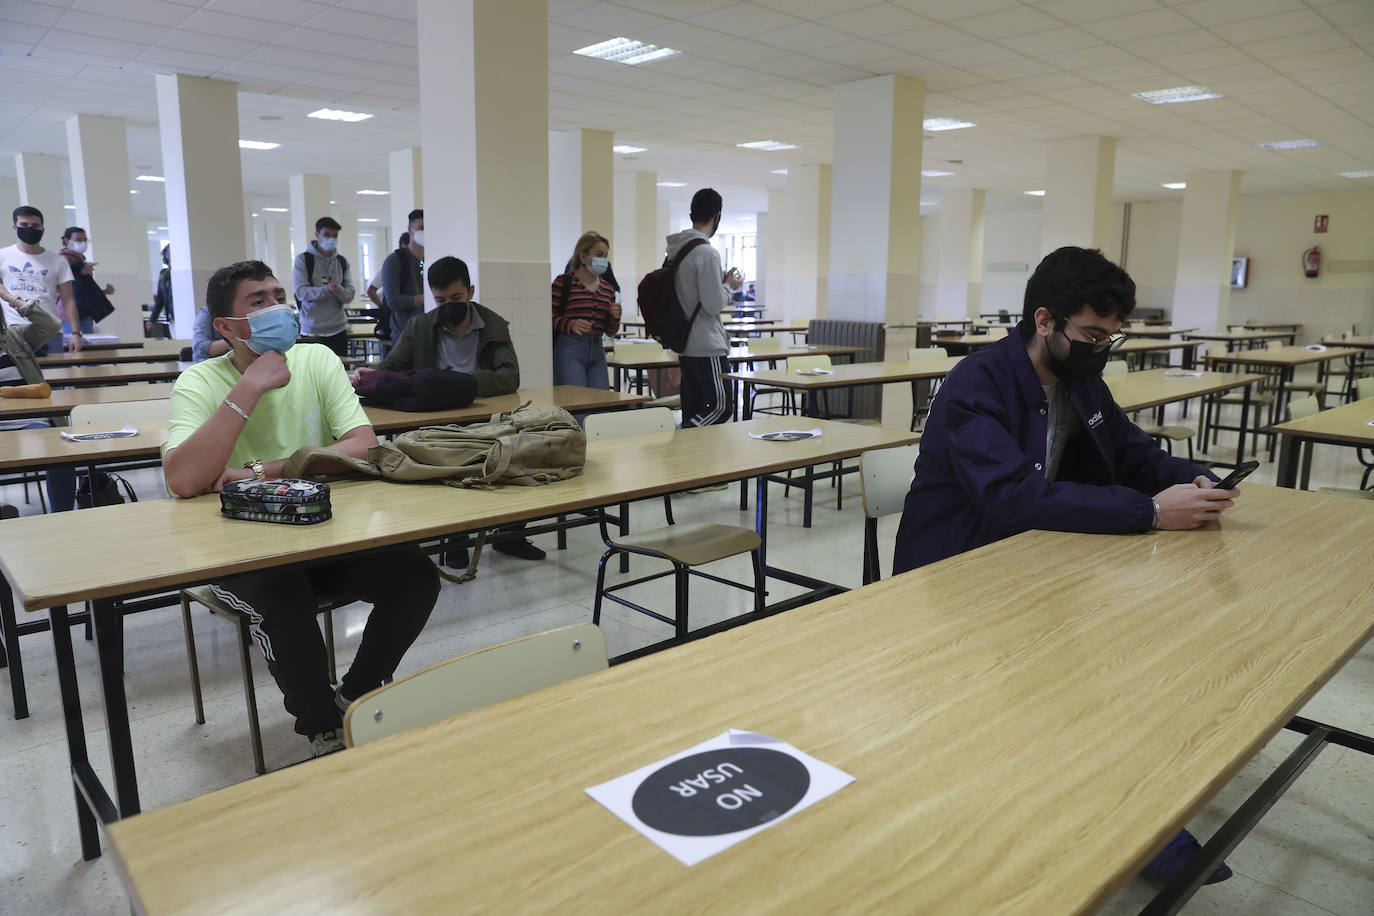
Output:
[1303, 245, 1321, 278]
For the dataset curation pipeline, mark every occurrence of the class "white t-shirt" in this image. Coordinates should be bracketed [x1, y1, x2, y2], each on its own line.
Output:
[0, 245, 73, 319]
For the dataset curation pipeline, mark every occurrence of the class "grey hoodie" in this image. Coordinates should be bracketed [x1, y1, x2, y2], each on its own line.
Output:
[664, 228, 730, 357]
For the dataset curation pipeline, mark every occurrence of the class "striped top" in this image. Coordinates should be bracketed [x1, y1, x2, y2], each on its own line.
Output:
[551, 272, 617, 337]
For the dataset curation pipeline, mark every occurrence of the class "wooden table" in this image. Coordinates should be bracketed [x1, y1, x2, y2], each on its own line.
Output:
[37, 342, 187, 365]
[0, 382, 177, 423]
[607, 344, 866, 395]
[0, 416, 918, 859]
[105, 485, 1374, 915]
[71, 338, 191, 353]
[931, 333, 1000, 354]
[1246, 322, 1302, 332]
[1125, 326, 1195, 339]
[724, 357, 962, 421]
[1185, 329, 1296, 349]
[1204, 346, 1361, 432]
[1272, 397, 1374, 489]
[40, 362, 187, 388]
[1114, 338, 1201, 370]
[1321, 335, 1374, 350]
[1105, 369, 1265, 468]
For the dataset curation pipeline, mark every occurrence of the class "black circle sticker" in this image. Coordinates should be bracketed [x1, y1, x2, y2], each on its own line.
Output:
[631, 747, 811, 837]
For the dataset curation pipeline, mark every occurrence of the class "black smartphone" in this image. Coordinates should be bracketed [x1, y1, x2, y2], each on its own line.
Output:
[1214, 459, 1260, 490]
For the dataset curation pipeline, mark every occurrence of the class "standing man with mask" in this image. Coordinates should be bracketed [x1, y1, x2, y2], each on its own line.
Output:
[58, 227, 116, 336]
[665, 188, 741, 428]
[892, 245, 1239, 887]
[0, 206, 82, 352]
[379, 210, 424, 342]
[292, 216, 355, 357]
[163, 259, 439, 758]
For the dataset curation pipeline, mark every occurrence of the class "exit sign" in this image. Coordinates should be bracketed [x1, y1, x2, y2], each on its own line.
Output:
[1315, 214, 1329, 233]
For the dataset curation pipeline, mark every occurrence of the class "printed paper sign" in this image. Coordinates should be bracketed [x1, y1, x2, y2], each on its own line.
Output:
[586, 729, 854, 866]
[59, 423, 138, 442]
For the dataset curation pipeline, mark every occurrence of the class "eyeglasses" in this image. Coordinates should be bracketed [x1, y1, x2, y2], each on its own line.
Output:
[1062, 317, 1127, 353]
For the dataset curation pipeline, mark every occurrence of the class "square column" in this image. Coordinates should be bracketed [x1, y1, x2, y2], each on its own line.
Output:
[388, 148, 422, 241]
[156, 74, 247, 341]
[936, 188, 986, 321]
[547, 128, 613, 274]
[1040, 135, 1116, 256]
[265, 222, 292, 281]
[336, 209, 359, 281]
[758, 189, 785, 307]
[14, 153, 65, 227]
[785, 164, 831, 321]
[581, 129, 613, 242]
[1172, 170, 1241, 331]
[66, 115, 142, 340]
[290, 174, 331, 255]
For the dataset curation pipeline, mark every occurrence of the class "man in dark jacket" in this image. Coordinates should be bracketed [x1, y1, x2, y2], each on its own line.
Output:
[356, 254, 541, 564]
[892, 245, 1239, 887]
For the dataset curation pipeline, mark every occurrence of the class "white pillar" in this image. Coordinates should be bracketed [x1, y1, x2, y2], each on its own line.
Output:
[1172, 170, 1241, 332]
[289, 174, 331, 255]
[632, 171, 657, 316]
[581, 129, 613, 243]
[336, 209, 359, 285]
[388, 148, 422, 243]
[156, 74, 248, 341]
[785, 164, 831, 321]
[1040, 135, 1116, 256]
[65, 115, 142, 339]
[265, 222, 292, 280]
[936, 188, 986, 321]
[546, 128, 613, 276]
[0, 178, 19, 223]
[14, 153, 65, 231]
[132, 215, 153, 306]
[758, 189, 785, 307]
[418, 0, 550, 383]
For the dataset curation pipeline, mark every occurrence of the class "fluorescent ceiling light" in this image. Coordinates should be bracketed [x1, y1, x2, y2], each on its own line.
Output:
[252, 212, 259, 217]
[737, 140, 798, 151]
[356, 189, 389, 196]
[157, 226, 169, 230]
[921, 169, 954, 177]
[771, 169, 788, 175]
[920, 201, 934, 206]
[1258, 139, 1322, 150]
[145, 230, 154, 235]
[574, 37, 681, 66]
[239, 139, 280, 150]
[262, 207, 289, 213]
[136, 174, 165, 182]
[1023, 189, 1045, 197]
[358, 218, 379, 223]
[1132, 85, 1221, 104]
[307, 108, 373, 122]
[129, 189, 138, 194]
[1339, 169, 1374, 179]
[64, 204, 75, 209]
[613, 144, 646, 154]
[1161, 181, 1187, 189]
[923, 118, 975, 131]
[657, 181, 685, 187]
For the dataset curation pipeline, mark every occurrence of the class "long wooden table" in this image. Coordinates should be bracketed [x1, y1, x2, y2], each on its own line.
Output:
[1114, 337, 1201, 370]
[724, 357, 962, 421]
[1106, 369, 1264, 468]
[1321, 335, 1374, 350]
[37, 342, 187, 365]
[607, 344, 867, 395]
[1272, 397, 1374, 489]
[1204, 346, 1361, 434]
[1185, 329, 1296, 349]
[105, 485, 1374, 914]
[39, 362, 187, 388]
[1123, 326, 1196, 339]
[0, 417, 918, 859]
[0, 382, 178, 422]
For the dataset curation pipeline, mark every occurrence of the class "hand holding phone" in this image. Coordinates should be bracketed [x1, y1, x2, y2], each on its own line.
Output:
[1213, 459, 1259, 491]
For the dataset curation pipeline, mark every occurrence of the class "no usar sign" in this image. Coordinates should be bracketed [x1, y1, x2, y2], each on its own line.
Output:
[586, 730, 855, 866]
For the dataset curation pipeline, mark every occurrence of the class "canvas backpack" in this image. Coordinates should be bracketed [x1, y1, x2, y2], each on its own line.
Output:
[636, 237, 708, 352]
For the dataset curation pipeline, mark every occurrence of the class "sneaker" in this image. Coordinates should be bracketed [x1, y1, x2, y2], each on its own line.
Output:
[334, 686, 356, 715]
[309, 729, 346, 758]
[440, 547, 470, 568]
[1141, 829, 1233, 886]
[492, 537, 546, 561]
[0, 505, 18, 521]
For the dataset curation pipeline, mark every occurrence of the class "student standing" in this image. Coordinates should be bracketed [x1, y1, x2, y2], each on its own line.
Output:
[0, 206, 82, 353]
[551, 231, 619, 390]
[58, 226, 115, 335]
[378, 211, 425, 341]
[292, 216, 355, 357]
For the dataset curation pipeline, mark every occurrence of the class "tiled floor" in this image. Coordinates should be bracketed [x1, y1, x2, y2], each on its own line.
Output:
[1, 388, 1371, 915]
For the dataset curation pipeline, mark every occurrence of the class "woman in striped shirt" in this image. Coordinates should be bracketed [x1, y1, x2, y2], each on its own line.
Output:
[552, 230, 620, 389]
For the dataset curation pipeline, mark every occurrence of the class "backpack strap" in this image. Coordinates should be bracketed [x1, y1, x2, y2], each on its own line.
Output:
[667, 237, 710, 330]
[555, 271, 574, 315]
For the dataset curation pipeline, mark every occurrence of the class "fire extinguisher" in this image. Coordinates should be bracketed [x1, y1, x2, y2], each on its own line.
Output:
[1303, 245, 1321, 278]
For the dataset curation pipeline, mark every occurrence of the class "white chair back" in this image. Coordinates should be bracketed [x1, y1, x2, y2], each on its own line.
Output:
[987, 327, 1009, 339]
[786, 354, 831, 372]
[907, 347, 949, 360]
[1102, 360, 1128, 376]
[612, 341, 664, 361]
[860, 445, 918, 521]
[70, 399, 173, 426]
[1357, 376, 1374, 401]
[1288, 396, 1320, 421]
[1207, 344, 1229, 359]
[584, 406, 675, 440]
[344, 623, 607, 747]
[1265, 339, 1282, 350]
[745, 336, 784, 356]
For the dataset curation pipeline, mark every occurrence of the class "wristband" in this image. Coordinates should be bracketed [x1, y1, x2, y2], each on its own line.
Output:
[1151, 497, 1161, 530]
[223, 398, 250, 421]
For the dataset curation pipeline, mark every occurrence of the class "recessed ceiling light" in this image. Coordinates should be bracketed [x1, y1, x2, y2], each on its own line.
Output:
[136, 174, 165, 182]
[657, 181, 685, 187]
[145, 230, 154, 235]
[923, 118, 976, 131]
[64, 204, 75, 209]
[1339, 169, 1374, 179]
[329, 200, 336, 205]
[1161, 182, 1187, 189]
[1258, 139, 1322, 150]
[920, 200, 934, 206]
[157, 226, 169, 230]
[307, 108, 373, 122]
[356, 189, 390, 196]
[358, 218, 379, 223]
[1132, 85, 1221, 104]
[771, 169, 788, 175]
[239, 139, 280, 150]
[262, 207, 289, 213]
[613, 145, 646, 154]
[252, 212, 259, 217]
[737, 140, 798, 151]
[1023, 189, 1045, 197]
[129, 189, 138, 194]
[574, 37, 681, 66]
[921, 170, 954, 177]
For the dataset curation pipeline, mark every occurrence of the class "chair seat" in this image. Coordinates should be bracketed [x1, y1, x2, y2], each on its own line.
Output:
[1141, 424, 1193, 440]
[610, 522, 761, 567]
[184, 584, 352, 616]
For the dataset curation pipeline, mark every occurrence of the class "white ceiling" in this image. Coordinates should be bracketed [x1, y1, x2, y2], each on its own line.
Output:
[1, 0, 1372, 228]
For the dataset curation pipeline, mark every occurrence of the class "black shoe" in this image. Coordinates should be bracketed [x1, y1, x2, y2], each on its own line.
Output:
[492, 537, 546, 561]
[0, 504, 18, 520]
[441, 547, 469, 569]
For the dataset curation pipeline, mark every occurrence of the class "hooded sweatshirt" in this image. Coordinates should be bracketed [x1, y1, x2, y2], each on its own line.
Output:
[664, 228, 729, 357]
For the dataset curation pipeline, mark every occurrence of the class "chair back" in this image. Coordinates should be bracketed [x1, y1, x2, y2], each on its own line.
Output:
[1102, 360, 1128, 376]
[70, 399, 173, 426]
[1245, 318, 1257, 326]
[860, 445, 918, 520]
[1207, 344, 1229, 359]
[786, 354, 831, 372]
[584, 406, 675, 440]
[612, 341, 664, 361]
[1265, 340, 1282, 350]
[345, 623, 607, 747]
[1288, 395, 1320, 421]
[1357, 376, 1374, 401]
[907, 347, 949, 360]
[745, 336, 784, 356]
[987, 326, 1008, 339]
[1227, 325, 1245, 333]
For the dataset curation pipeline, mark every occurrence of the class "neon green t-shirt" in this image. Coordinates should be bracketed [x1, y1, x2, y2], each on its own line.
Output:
[164, 343, 370, 469]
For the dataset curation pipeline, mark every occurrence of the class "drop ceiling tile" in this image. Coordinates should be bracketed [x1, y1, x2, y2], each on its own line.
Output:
[946, 82, 1027, 102]
[921, 69, 991, 90]
[999, 26, 1105, 56]
[1082, 8, 1197, 42]
[633, 21, 734, 52]
[1214, 10, 1335, 43]
[753, 0, 873, 15]
[1074, 59, 1172, 85]
[686, 3, 804, 36]
[154, 28, 260, 60]
[0, 21, 46, 45]
[817, 4, 935, 37]
[755, 22, 853, 53]
[1269, 46, 1371, 75]
[1318, 0, 1374, 27]
[878, 24, 983, 54]
[810, 38, 902, 67]
[1243, 29, 1354, 61]
[321, 57, 412, 82]
[1172, 0, 1307, 26]
[204, 0, 328, 26]
[1184, 60, 1280, 84]
[300, 7, 410, 41]
[1034, 0, 1164, 25]
[946, 5, 1062, 40]
[38, 29, 150, 61]
[5, 0, 63, 28]
[136, 46, 238, 74]
[1119, 28, 1228, 59]
[693, 37, 792, 64]
[221, 60, 313, 84]
[889, 0, 1020, 21]
[922, 41, 1021, 68]
[1150, 45, 1249, 74]
[965, 57, 1059, 81]
[355, 41, 417, 67]
[249, 45, 338, 73]
[552, 1, 674, 35]
[270, 27, 372, 56]
[1337, 21, 1374, 44]
[1053, 44, 1136, 70]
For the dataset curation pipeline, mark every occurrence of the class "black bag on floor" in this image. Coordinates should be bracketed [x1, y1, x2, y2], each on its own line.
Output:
[76, 472, 138, 508]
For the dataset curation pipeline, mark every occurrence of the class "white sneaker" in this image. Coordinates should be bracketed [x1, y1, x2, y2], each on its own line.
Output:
[309, 729, 345, 757]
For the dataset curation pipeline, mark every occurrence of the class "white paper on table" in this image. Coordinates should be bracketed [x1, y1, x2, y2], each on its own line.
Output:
[749, 428, 822, 441]
[795, 368, 833, 375]
[586, 729, 855, 867]
[1163, 370, 1203, 378]
[60, 424, 138, 442]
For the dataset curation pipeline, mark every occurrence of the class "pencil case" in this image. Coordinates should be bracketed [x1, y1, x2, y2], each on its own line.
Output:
[220, 478, 332, 525]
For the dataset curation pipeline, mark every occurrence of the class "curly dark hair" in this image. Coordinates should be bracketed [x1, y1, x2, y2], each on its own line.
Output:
[206, 260, 276, 320]
[1020, 247, 1135, 340]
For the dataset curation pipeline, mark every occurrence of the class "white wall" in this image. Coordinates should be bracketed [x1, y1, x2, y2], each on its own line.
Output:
[980, 208, 1042, 320]
[548, 129, 580, 279]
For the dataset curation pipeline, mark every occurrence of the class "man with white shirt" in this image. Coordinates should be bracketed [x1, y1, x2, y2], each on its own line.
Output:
[0, 206, 82, 354]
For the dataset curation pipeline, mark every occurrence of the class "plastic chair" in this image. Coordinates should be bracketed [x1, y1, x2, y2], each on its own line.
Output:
[744, 336, 788, 416]
[859, 445, 917, 585]
[1103, 361, 1128, 376]
[70, 399, 173, 426]
[907, 347, 949, 430]
[588, 410, 764, 639]
[1286, 396, 1321, 489]
[612, 341, 662, 396]
[1203, 344, 1273, 451]
[344, 623, 607, 747]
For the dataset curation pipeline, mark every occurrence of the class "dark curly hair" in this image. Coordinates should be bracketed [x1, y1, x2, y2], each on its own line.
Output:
[1020, 247, 1135, 340]
[206, 260, 276, 320]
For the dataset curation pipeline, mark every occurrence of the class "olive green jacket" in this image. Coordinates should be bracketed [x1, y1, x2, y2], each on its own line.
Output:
[377, 303, 520, 397]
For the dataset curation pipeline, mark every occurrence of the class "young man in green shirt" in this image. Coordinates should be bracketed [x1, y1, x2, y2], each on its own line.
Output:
[164, 260, 439, 758]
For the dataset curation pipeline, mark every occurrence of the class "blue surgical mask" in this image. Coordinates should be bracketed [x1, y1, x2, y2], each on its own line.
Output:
[318, 236, 338, 253]
[587, 256, 609, 276]
[225, 304, 299, 355]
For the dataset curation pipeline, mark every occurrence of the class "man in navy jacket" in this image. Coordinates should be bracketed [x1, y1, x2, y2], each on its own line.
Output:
[893, 246, 1239, 885]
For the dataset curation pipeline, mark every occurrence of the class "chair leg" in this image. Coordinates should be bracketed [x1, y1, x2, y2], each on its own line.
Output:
[663, 494, 675, 525]
[234, 614, 267, 776]
[323, 609, 337, 686]
[750, 550, 765, 614]
[180, 594, 206, 725]
[674, 566, 689, 639]
[863, 517, 878, 586]
[618, 501, 630, 574]
[592, 550, 614, 625]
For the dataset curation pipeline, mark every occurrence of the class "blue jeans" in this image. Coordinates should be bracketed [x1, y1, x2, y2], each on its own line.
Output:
[552, 332, 609, 390]
[19, 422, 76, 512]
[63, 319, 96, 335]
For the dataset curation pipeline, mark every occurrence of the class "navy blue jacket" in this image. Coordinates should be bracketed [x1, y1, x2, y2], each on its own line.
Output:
[892, 325, 1215, 575]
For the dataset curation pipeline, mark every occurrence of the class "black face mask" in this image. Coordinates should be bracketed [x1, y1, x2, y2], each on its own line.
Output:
[437, 299, 469, 328]
[15, 226, 43, 245]
[1045, 326, 1110, 382]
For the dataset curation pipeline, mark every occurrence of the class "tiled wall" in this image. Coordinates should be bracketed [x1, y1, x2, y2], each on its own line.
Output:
[480, 259, 554, 388]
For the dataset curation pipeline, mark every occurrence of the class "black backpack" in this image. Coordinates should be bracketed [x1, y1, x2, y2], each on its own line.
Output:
[636, 238, 708, 352]
[296, 251, 350, 308]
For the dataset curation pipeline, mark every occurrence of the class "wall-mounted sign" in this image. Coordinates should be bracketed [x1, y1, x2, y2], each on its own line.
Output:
[1314, 214, 1329, 233]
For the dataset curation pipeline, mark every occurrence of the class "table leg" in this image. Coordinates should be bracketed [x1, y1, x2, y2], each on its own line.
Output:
[0, 585, 28, 718]
[742, 380, 754, 421]
[92, 598, 140, 819]
[1275, 435, 1301, 488]
[49, 604, 109, 859]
